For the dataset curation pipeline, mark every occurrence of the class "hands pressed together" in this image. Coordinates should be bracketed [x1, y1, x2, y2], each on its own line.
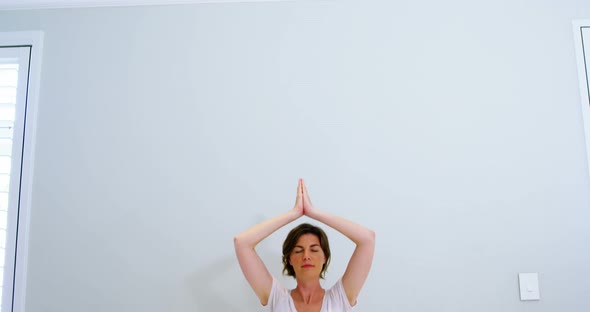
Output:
[292, 178, 318, 218]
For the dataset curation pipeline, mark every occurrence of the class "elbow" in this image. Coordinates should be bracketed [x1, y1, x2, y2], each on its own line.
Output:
[365, 229, 376, 245]
[234, 234, 254, 250]
[233, 235, 243, 248]
[354, 229, 375, 249]
[233, 235, 242, 245]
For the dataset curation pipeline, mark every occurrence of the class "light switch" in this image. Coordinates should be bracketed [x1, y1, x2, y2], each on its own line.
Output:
[518, 273, 540, 301]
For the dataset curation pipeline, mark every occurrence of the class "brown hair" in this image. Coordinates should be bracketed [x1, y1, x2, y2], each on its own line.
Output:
[282, 223, 331, 279]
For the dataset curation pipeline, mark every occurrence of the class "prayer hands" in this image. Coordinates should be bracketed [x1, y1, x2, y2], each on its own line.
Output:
[292, 178, 318, 219]
[292, 179, 304, 218]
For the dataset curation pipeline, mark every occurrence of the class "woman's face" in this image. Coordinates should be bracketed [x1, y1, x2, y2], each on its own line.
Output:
[289, 233, 326, 279]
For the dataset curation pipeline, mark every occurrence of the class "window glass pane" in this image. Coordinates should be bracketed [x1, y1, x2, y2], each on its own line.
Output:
[0, 108, 15, 121]
[0, 139, 10, 157]
[0, 175, 8, 193]
[0, 59, 18, 311]
[0, 193, 7, 210]
[0, 157, 10, 175]
[0, 210, 6, 231]
[0, 68, 16, 86]
[0, 88, 15, 104]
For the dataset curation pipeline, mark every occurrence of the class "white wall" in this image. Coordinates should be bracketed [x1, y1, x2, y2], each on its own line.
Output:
[1, 1, 590, 311]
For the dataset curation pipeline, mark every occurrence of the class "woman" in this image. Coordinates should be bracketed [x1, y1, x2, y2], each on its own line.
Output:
[234, 179, 375, 311]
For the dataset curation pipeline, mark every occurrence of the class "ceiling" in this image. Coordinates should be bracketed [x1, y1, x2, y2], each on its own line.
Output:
[0, 0, 287, 10]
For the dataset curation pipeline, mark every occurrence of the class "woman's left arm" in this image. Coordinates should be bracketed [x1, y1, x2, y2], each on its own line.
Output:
[301, 180, 375, 306]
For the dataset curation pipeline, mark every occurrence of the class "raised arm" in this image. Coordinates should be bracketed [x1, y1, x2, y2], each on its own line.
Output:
[301, 180, 375, 307]
[233, 179, 304, 305]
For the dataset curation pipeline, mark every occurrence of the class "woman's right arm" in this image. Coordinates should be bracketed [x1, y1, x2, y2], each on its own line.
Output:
[234, 179, 303, 305]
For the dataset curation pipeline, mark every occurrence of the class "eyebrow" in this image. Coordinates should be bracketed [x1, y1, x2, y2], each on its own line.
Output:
[294, 244, 321, 249]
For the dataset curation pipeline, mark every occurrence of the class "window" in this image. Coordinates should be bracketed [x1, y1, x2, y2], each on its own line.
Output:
[0, 32, 43, 312]
[573, 20, 590, 177]
[0, 58, 20, 309]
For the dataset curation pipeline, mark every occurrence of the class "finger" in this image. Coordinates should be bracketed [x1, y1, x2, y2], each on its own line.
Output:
[296, 180, 304, 206]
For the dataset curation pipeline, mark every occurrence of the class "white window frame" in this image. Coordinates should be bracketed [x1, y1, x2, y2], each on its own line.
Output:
[0, 31, 43, 312]
[573, 20, 590, 177]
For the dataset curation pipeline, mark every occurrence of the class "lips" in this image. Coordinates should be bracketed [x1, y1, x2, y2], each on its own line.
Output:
[302, 264, 314, 268]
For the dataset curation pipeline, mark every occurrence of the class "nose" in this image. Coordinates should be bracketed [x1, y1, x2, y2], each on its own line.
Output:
[303, 250, 311, 260]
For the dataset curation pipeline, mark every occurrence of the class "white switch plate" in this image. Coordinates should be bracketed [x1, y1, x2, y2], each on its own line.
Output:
[518, 273, 540, 301]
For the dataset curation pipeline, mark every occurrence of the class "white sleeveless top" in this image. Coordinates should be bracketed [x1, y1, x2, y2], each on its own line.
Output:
[263, 277, 355, 312]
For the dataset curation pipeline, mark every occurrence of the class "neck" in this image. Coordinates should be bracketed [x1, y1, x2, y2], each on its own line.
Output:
[293, 279, 324, 304]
